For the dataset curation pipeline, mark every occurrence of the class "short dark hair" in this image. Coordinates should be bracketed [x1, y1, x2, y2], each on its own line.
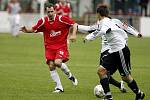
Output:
[96, 5, 109, 17]
[45, 3, 54, 8]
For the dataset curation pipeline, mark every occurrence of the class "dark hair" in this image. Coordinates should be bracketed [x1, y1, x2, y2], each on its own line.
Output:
[96, 5, 109, 17]
[45, 3, 54, 8]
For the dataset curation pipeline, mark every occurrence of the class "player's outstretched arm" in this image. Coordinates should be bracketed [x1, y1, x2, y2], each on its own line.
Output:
[112, 19, 142, 38]
[78, 25, 91, 33]
[20, 26, 34, 33]
[69, 23, 78, 42]
[119, 20, 142, 38]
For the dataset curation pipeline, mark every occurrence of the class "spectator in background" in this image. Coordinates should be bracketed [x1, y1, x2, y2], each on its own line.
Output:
[55, 0, 71, 18]
[139, 0, 149, 16]
[0, 0, 8, 11]
[7, 0, 21, 37]
[0, 0, 1, 10]
[31, 0, 38, 13]
[114, 0, 126, 15]
[126, 0, 139, 15]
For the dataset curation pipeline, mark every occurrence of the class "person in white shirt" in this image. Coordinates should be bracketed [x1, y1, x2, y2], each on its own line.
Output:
[7, 0, 21, 37]
[76, 5, 145, 100]
[78, 20, 129, 94]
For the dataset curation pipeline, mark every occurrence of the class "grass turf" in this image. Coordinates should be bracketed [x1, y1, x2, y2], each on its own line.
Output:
[0, 33, 150, 100]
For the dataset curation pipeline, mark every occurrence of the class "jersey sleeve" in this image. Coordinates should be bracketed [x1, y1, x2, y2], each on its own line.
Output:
[124, 24, 139, 36]
[78, 23, 98, 33]
[32, 18, 45, 32]
[78, 25, 91, 33]
[113, 19, 139, 36]
[59, 16, 75, 26]
[85, 28, 104, 41]
[84, 23, 107, 41]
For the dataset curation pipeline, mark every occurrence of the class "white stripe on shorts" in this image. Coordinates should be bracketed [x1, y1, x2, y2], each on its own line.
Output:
[119, 50, 129, 76]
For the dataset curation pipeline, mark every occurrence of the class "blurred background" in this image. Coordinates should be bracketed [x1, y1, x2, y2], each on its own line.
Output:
[0, 1, 150, 100]
[0, 0, 150, 36]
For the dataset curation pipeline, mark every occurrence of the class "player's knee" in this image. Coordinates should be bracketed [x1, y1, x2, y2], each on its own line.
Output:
[97, 66, 107, 77]
[48, 64, 56, 71]
[48, 61, 56, 71]
[54, 59, 62, 67]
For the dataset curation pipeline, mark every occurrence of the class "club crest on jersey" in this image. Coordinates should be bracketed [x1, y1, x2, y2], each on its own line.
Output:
[49, 30, 61, 37]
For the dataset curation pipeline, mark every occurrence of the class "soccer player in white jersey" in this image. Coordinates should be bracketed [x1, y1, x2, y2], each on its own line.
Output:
[7, 0, 21, 37]
[77, 20, 132, 93]
[77, 5, 145, 100]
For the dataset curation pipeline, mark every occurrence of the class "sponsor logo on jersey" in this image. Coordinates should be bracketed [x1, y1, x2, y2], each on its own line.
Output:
[50, 30, 61, 37]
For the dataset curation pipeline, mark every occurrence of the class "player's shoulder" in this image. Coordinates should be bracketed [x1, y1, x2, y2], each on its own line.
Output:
[37, 16, 48, 24]
[55, 3, 60, 8]
[55, 3, 59, 6]
[57, 15, 74, 25]
[111, 18, 122, 23]
[58, 15, 70, 20]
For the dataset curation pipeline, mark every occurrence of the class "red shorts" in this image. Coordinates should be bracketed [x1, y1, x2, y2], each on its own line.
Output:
[45, 46, 69, 64]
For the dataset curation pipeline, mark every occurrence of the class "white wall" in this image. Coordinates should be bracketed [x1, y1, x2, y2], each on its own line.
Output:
[148, 1, 150, 16]
[1, 11, 150, 37]
[0, 11, 40, 33]
[140, 17, 150, 37]
[0, 11, 10, 32]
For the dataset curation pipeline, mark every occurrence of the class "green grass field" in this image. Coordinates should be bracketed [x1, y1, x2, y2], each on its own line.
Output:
[0, 33, 150, 100]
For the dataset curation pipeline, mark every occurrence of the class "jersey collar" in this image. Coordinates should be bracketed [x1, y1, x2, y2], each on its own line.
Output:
[48, 14, 56, 22]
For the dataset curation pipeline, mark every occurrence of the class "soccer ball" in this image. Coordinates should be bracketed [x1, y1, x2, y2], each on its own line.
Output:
[94, 84, 104, 98]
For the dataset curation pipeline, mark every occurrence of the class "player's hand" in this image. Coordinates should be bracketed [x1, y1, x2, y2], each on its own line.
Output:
[69, 35, 76, 42]
[137, 33, 142, 38]
[20, 26, 27, 33]
[83, 38, 87, 43]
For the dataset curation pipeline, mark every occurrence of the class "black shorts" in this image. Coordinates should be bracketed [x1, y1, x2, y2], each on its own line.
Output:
[100, 46, 131, 76]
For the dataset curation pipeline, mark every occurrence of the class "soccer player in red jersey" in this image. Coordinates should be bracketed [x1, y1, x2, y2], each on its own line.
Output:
[55, 0, 71, 18]
[20, 3, 78, 93]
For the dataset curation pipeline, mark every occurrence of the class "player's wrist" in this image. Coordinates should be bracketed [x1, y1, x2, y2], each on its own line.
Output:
[137, 33, 142, 38]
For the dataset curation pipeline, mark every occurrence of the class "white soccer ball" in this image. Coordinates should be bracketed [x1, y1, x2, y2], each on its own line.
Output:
[94, 84, 104, 98]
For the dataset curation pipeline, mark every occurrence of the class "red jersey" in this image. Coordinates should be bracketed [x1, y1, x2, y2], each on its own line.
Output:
[32, 14, 75, 49]
[55, 3, 71, 17]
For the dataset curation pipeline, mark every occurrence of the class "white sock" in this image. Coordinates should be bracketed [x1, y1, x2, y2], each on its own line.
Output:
[61, 63, 72, 78]
[50, 70, 63, 90]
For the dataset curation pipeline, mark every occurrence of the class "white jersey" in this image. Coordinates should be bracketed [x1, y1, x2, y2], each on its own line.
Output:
[78, 17, 139, 53]
[8, 2, 21, 15]
[7, 2, 21, 37]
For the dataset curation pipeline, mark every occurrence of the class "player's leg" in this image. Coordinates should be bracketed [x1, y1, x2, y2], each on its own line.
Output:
[109, 76, 127, 93]
[46, 48, 63, 93]
[118, 46, 145, 100]
[13, 14, 20, 37]
[99, 50, 114, 100]
[54, 59, 78, 86]
[100, 50, 126, 93]
[108, 71, 127, 93]
[11, 16, 18, 37]
[97, 66, 112, 100]
[122, 75, 145, 100]
[9, 17, 15, 36]
[48, 60, 64, 93]
[54, 47, 78, 86]
[13, 24, 19, 37]
[10, 22, 14, 36]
